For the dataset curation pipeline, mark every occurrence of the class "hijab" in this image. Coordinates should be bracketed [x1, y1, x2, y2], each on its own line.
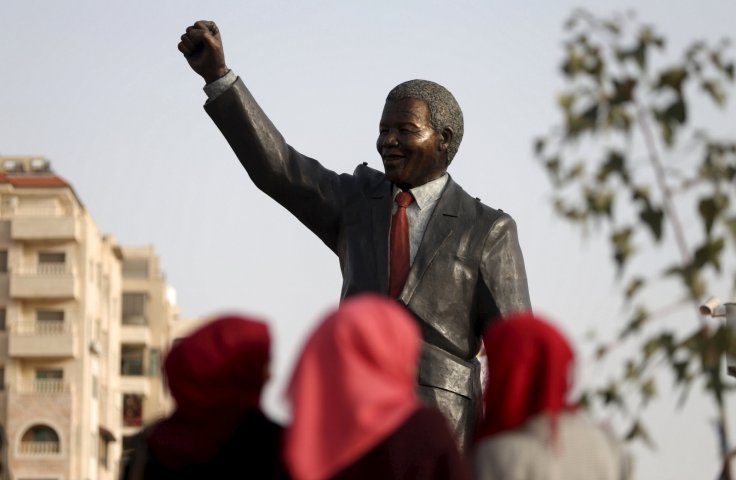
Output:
[477, 312, 576, 440]
[147, 314, 270, 467]
[285, 294, 422, 480]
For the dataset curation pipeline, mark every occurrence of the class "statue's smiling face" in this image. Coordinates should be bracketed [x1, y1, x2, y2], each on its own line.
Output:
[377, 98, 448, 189]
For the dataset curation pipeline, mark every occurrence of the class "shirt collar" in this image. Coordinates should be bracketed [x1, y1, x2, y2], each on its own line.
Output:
[393, 173, 449, 210]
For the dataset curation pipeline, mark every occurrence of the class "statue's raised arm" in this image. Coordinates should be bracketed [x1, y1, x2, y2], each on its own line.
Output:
[178, 21, 346, 252]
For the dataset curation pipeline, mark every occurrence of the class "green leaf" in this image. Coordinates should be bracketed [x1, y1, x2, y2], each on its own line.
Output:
[534, 138, 546, 155]
[663, 98, 687, 125]
[610, 78, 637, 105]
[681, 327, 706, 354]
[620, 306, 649, 339]
[639, 205, 664, 241]
[661, 122, 674, 147]
[655, 68, 688, 93]
[624, 360, 639, 380]
[596, 150, 630, 184]
[693, 237, 725, 272]
[625, 277, 645, 301]
[545, 157, 560, 175]
[585, 189, 614, 217]
[625, 420, 655, 448]
[702, 81, 726, 106]
[562, 51, 585, 77]
[607, 107, 633, 133]
[633, 44, 646, 70]
[641, 378, 657, 405]
[725, 63, 735, 80]
[557, 93, 575, 111]
[595, 344, 608, 360]
[697, 193, 729, 236]
[603, 20, 621, 35]
[659, 332, 676, 358]
[566, 163, 584, 181]
[672, 360, 690, 385]
[598, 382, 623, 407]
[725, 216, 736, 244]
[643, 337, 661, 359]
[611, 228, 635, 269]
[665, 264, 706, 300]
[632, 186, 651, 204]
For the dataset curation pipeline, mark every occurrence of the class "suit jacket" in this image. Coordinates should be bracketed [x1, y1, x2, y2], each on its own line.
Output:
[204, 78, 531, 448]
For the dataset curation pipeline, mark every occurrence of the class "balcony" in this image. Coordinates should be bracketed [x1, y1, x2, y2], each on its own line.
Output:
[11, 212, 79, 241]
[9, 320, 77, 358]
[14, 379, 71, 395]
[19, 441, 61, 455]
[10, 264, 78, 299]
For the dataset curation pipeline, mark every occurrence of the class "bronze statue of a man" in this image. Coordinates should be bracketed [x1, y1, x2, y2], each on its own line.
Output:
[178, 20, 531, 448]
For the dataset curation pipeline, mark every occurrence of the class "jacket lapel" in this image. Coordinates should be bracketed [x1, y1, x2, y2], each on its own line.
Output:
[368, 179, 392, 294]
[399, 177, 461, 303]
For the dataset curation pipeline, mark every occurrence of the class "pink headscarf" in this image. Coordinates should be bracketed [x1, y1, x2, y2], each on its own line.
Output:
[285, 294, 422, 480]
[476, 312, 576, 440]
[148, 314, 270, 467]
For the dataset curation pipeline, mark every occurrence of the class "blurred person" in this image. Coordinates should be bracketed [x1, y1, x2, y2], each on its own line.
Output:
[122, 315, 287, 480]
[473, 312, 632, 480]
[285, 294, 469, 480]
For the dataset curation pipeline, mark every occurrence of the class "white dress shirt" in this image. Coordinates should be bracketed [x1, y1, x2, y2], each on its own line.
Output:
[392, 174, 449, 265]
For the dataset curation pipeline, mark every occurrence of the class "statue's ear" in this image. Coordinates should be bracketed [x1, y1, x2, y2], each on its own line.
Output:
[439, 127, 453, 153]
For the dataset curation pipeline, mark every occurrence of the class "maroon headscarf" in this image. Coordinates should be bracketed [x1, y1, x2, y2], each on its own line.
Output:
[284, 294, 422, 480]
[476, 312, 576, 441]
[148, 314, 270, 467]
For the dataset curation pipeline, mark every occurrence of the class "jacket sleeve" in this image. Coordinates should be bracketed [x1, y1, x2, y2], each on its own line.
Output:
[204, 77, 345, 253]
[479, 213, 531, 325]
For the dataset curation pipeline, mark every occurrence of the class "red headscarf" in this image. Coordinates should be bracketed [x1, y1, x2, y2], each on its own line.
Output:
[284, 294, 422, 480]
[148, 314, 270, 467]
[476, 312, 576, 440]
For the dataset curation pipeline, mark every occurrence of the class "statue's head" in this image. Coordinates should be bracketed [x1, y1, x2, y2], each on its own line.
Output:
[377, 79, 464, 189]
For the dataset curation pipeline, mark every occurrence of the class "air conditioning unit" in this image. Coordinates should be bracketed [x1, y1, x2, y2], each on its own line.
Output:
[29, 158, 50, 173]
[89, 340, 102, 355]
[2, 159, 24, 173]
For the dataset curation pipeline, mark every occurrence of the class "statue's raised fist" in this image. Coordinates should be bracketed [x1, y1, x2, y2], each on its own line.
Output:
[178, 20, 229, 84]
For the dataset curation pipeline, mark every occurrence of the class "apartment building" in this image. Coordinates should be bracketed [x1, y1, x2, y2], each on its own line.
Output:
[119, 245, 178, 448]
[0, 156, 180, 480]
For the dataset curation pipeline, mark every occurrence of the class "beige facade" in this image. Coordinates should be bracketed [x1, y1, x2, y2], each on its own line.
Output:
[119, 245, 179, 444]
[0, 156, 181, 480]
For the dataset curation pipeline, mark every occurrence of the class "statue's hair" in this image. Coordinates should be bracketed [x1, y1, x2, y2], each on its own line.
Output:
[386, 79, 464, 164]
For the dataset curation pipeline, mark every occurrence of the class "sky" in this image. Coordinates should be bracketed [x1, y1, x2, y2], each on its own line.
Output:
[3, 1, 736, 478]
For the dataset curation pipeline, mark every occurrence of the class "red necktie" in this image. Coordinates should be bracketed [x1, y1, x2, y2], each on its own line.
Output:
[389, 191, 414, 298]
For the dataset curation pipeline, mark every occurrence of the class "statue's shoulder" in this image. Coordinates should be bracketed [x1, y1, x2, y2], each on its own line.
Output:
[448, 178, 514, 227]
[351, 162, 389, 192]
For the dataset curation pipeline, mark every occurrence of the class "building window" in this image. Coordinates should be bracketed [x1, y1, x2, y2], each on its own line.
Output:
[35, 368, 64, 393]
[36, 310, 64, 334]
[0, 307, 5, 331]
[148, 348, 161, 377]
[121, 345, 145, 376]
[38, 252, 65, 263]
[123, 258, 149, 278]
[37, 251, 65, 274]
[122, 292, 148, 325]
[122, 394, 143, 427]
[0, 251, 7, 273]
[0, 366, 4, 391]
[19, 424, 60, 454]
